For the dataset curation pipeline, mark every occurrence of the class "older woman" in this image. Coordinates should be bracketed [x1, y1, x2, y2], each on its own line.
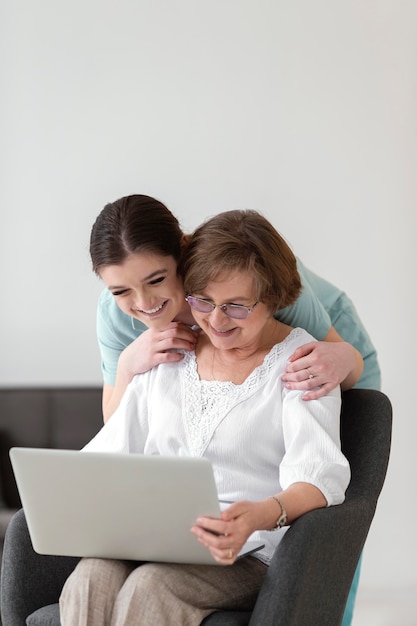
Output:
[60, 209, 350, 625]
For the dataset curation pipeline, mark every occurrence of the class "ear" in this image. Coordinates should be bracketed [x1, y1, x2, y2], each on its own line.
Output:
[180, 234, 189, 247]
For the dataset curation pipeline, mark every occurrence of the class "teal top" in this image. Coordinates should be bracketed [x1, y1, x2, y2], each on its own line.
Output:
[96, 258, 380, 390]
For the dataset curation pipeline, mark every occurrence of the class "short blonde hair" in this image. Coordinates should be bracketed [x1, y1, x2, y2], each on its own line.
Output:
[182, 210, 301, 312]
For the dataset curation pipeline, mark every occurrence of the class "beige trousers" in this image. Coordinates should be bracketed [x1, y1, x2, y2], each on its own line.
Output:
[59, 556, 267, 626]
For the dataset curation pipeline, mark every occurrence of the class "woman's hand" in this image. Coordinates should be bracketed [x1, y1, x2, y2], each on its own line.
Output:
[118, 322, 199, 376]
[282, 338, 363, 400]
[191, 486, 327, 565]
[190, 500, 271, 565]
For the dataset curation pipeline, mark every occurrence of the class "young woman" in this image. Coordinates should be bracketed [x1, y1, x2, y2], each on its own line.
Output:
[89, 194, 380, 424]
[60, 210, 350, 624]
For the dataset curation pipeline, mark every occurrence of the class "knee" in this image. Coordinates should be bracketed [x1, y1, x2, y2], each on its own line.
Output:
[61, 558, 131, 602]
[62, 558, 102, 594]
[122, 563, 162, 596]
[60, 558, 134, 625]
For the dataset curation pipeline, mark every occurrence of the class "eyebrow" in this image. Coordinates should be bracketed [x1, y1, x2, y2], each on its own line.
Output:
[108, 269, 168, 291]
[198, 293, 252, 303]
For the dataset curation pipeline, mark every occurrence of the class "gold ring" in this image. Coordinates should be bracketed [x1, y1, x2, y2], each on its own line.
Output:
[307, 368, 314, 380]
[228, 548, 233, 559]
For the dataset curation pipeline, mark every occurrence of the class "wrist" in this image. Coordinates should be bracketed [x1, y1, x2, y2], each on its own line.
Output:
[267, 495, 287, 531]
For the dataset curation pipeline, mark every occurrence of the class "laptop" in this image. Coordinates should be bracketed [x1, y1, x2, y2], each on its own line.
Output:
[10, 447, 264, 565]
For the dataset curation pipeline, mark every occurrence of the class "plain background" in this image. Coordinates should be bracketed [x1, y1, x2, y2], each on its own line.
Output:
[1, 0, 416, 611]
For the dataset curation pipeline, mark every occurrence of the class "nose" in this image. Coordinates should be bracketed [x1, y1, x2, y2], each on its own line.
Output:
[209, 305, 229, 325]
[131, 289, 153, 312]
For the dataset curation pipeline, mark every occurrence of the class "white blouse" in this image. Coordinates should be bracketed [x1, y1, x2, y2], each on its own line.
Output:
[85, 328, 350, 563]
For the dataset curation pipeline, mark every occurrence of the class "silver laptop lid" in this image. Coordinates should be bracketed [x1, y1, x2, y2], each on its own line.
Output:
[10, 447, 263, 565]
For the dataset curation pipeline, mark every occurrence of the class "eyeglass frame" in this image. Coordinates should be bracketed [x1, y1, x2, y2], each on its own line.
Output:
[185, 295, 260, 320]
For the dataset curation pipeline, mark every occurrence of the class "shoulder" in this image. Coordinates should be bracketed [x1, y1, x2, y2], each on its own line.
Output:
[275, 261, 331, 340]
[279, 327, 317, 355]
[97, 288, 120, 322]
[264, 328, 316, 370]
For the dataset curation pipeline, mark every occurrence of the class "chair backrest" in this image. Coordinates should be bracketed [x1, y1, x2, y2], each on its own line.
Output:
[341, 388, 392, 503]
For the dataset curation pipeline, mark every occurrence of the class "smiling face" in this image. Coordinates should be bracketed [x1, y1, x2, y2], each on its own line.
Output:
[99, 252, 191, 329]
[189, 271, 272, 352]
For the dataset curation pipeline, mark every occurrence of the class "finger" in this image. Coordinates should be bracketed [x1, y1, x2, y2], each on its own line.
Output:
[191, 523, 231, 550]
[166, 323, 200, 340]
[287, 343, 315, 363]
[195, 516, 228, 535]
[302, 382, 335, 401]
[209, 548, 237, 565]
[191, 528, 232, 555]
[283, 366, 314, 383]
[285, 355, 322, 375]
[157, 340, 197, 354]
[222, 547, 236, 562]
[191, 521, 249, 566]
[153, 352, 185, 365]
[283, 372, 324, 388]
[220, 501, 248, 521]
[152, 329, 198, 348]
[206, 541, 240, 564]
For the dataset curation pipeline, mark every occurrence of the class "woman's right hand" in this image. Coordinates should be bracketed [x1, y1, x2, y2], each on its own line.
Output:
[119, 322, 199, 375]
[102, 322, 199, 422]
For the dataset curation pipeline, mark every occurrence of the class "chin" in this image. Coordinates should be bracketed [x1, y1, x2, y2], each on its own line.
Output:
[142, 314, 171, 329]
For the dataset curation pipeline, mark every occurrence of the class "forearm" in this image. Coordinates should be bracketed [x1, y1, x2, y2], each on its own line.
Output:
[241, 483, 327, 533]
[339, 342, 363, 390]
[262, 483, 327, 528]
[102, 379, 131, 423]
[319, 326, 363, 389]
[102, 346, 139, 422]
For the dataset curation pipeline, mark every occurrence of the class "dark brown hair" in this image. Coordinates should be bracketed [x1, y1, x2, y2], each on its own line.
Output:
[182, 210, 301, 312]
[90, 194, 184, 275]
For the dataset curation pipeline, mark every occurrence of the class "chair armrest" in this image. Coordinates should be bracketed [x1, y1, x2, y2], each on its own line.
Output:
[249, 494, 377, 626]
[1, 509, 79, 626]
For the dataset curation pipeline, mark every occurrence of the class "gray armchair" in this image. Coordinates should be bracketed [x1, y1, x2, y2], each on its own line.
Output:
[1, 389, 392, 626]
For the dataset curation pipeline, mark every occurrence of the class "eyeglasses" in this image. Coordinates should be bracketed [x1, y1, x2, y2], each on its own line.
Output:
[185, 296, 259, 320]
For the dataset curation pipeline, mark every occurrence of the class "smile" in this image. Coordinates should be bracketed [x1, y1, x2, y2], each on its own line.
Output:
[209, 325, 236, 336]
[139, 301, 167, 315]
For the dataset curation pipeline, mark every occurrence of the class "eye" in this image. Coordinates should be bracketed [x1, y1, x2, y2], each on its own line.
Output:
[227, 303, 249, 310]
[149, 276, 165, 285]
[111, 289, 129, 297]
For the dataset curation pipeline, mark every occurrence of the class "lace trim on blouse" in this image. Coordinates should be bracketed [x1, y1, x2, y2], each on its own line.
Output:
[181, 328, 303, 456]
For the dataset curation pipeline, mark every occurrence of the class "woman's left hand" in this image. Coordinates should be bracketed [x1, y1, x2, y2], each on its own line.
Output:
[282, 340, 360, 400]
[190, 501, 267, 565]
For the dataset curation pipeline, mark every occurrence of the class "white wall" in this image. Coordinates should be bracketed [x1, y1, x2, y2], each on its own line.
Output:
[1, 0, 416, 597]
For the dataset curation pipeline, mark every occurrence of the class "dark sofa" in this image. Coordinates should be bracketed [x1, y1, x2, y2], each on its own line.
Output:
[0, 387, 103, 563]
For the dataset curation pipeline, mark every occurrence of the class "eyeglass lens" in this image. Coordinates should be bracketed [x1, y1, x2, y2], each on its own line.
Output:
[186, 297, 252, 320]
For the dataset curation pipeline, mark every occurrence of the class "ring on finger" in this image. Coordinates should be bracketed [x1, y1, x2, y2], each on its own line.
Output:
[228, 548, 233, 559]
[306, 368, 314, 380]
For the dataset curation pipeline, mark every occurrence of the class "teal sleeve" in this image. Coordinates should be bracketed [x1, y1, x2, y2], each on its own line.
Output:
[275, 262, 332, 341]
[277, 259, 381, 390]
[96, 289, 147, 386]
